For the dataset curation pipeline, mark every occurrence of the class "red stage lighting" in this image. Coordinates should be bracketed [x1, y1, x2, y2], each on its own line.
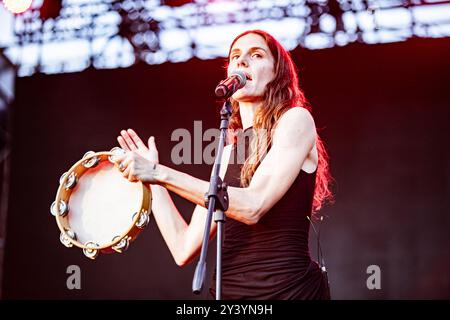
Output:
[39, 0, 62, 21]
[2, 0, 33, 14]
[162, 0, 191, 7]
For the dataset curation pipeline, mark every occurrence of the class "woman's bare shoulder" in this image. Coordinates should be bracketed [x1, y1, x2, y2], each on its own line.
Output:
[278, 107, 315, 128]
[274, 107, 316, 145]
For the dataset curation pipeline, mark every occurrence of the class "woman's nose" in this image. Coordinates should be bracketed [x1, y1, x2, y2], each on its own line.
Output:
[237, 56, 248, 68]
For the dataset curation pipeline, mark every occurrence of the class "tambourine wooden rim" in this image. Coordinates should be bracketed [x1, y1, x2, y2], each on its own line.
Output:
[51, 149, 152, 258]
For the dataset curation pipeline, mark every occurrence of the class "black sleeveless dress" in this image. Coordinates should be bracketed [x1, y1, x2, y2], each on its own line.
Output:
[209, 127, 330, 300]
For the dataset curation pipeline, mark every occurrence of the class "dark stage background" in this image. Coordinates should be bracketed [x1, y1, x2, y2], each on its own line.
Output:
[2, 37, 450, 299]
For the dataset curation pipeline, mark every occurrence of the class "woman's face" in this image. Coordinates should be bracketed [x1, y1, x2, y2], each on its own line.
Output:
[228, 33, 275, 102]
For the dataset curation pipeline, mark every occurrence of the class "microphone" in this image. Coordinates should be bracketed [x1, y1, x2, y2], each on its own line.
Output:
[215, 71, 247, 98]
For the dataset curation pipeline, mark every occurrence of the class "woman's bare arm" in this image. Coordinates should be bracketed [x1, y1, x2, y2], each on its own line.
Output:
[117, 129, 232, 266]
[155, 107, 316, 225]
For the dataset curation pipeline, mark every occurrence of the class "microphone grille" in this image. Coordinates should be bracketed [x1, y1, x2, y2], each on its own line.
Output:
[231, 70, 246, 87]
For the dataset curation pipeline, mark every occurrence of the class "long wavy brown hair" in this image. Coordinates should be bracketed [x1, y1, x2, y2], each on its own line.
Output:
[226, 30, 333, 213]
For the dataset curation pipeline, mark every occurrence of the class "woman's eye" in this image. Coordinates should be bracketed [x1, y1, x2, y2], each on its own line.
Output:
[230, 55, 239, 60]
[252, 53, 262, 58]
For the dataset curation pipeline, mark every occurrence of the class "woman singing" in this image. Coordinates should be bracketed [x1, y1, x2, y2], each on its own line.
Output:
[116, 30, 333, 299]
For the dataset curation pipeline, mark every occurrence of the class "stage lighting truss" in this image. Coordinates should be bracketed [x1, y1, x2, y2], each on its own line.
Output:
[1, 0, 450, 76]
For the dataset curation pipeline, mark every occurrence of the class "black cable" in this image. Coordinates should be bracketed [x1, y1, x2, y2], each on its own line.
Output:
[307, 215, 326, 272]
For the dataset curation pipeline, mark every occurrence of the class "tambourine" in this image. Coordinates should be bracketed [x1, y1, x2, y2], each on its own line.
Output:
[50, 148, 152, 259]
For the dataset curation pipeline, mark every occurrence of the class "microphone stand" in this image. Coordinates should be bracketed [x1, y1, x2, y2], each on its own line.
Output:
[192, 99, 231, 300]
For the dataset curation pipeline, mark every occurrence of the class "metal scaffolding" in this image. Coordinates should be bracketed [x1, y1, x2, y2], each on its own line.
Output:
[2, 0, 450, 76]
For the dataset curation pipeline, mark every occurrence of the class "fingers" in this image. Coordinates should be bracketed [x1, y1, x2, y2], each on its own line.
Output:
[113, 153, 126, 168]
[122, 166, 134, 181]
[148, 136, 156, 150]
[119, 157, 137, 182]
[117, 136, 130, 151]
[120, 130, 138, 151]
[119, 154, 132, 169]
[114, 152, 131, 174]
[122, 165, 132, 180]
[120, 129, 148, 151]
[127, 129, 147, 149]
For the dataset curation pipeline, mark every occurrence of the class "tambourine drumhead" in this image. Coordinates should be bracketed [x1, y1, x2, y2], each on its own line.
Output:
[51, 150, 151, 259]
[68, 161, 143, 246]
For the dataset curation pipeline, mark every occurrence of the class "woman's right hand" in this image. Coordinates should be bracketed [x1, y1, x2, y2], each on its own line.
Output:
[117, 129, 159, 164]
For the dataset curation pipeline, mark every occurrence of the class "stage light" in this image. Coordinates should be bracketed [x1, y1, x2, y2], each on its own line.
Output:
[2, 0, 33, 14]
[162, 0, 191, 7]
